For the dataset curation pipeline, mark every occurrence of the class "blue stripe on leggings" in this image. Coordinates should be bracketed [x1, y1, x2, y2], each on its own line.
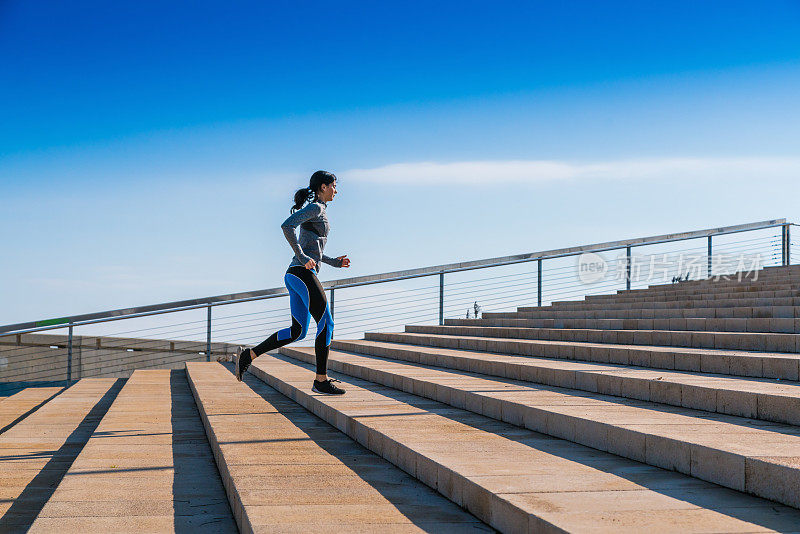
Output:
[316, 305, 334, 346]
[284, 272, 311, 339]
[276, 326, 293, 341]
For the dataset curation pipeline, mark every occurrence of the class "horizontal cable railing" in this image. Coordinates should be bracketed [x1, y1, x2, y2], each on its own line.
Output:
[0, 218, 794, 394]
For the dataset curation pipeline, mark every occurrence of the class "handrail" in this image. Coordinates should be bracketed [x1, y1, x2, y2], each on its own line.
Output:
[0, 218, 787, 336]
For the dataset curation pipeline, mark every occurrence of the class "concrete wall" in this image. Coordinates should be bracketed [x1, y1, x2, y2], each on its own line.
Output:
[0, 333, 240, 394]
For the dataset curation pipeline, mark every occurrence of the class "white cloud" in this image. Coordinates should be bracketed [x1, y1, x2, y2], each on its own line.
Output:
[342, 157, 800, 185]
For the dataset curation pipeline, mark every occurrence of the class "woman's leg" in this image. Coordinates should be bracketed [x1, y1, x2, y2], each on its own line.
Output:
[283, 267, 333, 377]
[236, 270, 311, 380]
[293, 269, 343, 394]
[251, 271, 312, 356]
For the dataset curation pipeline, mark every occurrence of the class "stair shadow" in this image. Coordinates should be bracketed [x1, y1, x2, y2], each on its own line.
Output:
[0, 387, 66, 436]
[306, 362, 800, 531]
[0, 378, 124, 531]
[0, 380, 70, 397]
[169, 369, 236, 533]
[226, 363, 491, 533]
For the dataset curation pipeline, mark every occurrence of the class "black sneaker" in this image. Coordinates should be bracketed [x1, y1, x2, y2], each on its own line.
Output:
[235, 346, 252, 382]
[312, 378, 346, 395]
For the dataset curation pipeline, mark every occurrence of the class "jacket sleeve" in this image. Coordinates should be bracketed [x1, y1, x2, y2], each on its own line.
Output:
[280, 203, 321, 265]
[320, 254, 343, 267]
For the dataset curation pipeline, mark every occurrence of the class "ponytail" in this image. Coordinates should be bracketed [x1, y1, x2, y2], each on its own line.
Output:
[291, 187, 314, 213]
[290, 170, 337, 213]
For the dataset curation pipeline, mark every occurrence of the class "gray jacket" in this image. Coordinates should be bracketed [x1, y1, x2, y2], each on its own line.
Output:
[281, 200, 343, 272]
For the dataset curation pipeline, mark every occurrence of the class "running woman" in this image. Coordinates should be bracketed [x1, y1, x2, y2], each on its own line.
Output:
[235, 170, 349, 394]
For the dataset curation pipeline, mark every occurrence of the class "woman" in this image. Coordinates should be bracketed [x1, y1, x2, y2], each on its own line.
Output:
[235, 170, 350, 394]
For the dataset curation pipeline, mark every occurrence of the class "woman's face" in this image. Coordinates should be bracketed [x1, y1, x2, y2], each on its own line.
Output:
[319, 180, 337, 202]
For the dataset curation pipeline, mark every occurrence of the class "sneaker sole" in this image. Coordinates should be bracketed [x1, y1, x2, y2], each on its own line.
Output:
[311, 385, 345, 395]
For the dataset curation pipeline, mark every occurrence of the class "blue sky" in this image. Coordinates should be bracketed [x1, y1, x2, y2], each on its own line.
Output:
[2, 0, 800, 326]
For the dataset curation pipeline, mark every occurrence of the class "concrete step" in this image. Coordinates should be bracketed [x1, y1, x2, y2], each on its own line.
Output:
[27, 369, 237, 533]
[529, 269, 800, 313]
[330, 339, 800, 426]
[626, 272, 800, 294]
[582, 281, 798, 297]
[447, 316, 800, 334]
[491, 304, 800, 320]
[186, 362, 488, 533]
[586, 284, 798, 302]
[0, 387, 64, 434]
[526, 295, 800, 312]
[247, 353, 800, 533]
[0, 378, 123, 531]
[577, 288, 799, 305]
[662, 274, 800, 289]
[278, 346, 800, 510]
[624, 272, 800, 289]
[420, 323, 800, 354]
[621, 278, 800, 297]
[368, 330, 800, 381]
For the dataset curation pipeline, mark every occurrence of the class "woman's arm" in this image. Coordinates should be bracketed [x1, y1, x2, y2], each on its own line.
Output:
[321, 254, 349, 268]
[280, 203, 322, 265]
[320, 254, 344, 267]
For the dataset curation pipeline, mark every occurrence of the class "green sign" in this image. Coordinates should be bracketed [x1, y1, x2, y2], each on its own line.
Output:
[35, 317, 70, 327]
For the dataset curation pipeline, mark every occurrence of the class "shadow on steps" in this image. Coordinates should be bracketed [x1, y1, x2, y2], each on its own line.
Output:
[221, 362, 491, 532]
[0, 379, 124, 531]
[170, 369, 237, 533]
[270, 352, 800, 532]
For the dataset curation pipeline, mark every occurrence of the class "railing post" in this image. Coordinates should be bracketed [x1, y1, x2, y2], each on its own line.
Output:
[626, 246, 632, 291]
[537, 259, 542, 307]
[708, 236, 712, 278]
[788, 225, 792, 265]
[783, 224, 790, 266]
[67, 323, 73, 384]
[206, 305, 212, 363]
[438, 272, 444, 325]
[330, 288, 335, 318]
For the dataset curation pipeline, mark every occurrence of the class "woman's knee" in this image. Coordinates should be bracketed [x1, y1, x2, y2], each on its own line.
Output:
[290, 318, 308, 341]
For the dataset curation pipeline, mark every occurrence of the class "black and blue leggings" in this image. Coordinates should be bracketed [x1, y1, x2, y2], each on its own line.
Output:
[252, 265, 334, 374]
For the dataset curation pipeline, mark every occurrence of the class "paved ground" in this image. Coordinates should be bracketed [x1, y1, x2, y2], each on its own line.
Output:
[27, 370, 236, 533]
[0, 378, 122, 532]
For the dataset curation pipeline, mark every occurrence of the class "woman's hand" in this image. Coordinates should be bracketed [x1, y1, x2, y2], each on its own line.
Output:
[338, 255, 350, 268]
[304, 258, 317, 270]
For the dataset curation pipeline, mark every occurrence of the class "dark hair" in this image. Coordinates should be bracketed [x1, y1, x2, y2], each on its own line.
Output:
[291, 170, 337, 212]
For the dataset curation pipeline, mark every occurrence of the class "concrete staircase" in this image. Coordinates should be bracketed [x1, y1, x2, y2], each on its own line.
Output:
[186, 362, 488, 532]
[2, 264, 800, 532]
[260, 264, 800, 532]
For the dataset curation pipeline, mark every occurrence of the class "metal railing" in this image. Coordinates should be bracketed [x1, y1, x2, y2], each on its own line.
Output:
[0, 218, 793, 391]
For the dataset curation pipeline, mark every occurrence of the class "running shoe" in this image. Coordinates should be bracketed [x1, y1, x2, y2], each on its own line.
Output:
[312, 378, 346, 395]
[235, 346, 252, 382]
